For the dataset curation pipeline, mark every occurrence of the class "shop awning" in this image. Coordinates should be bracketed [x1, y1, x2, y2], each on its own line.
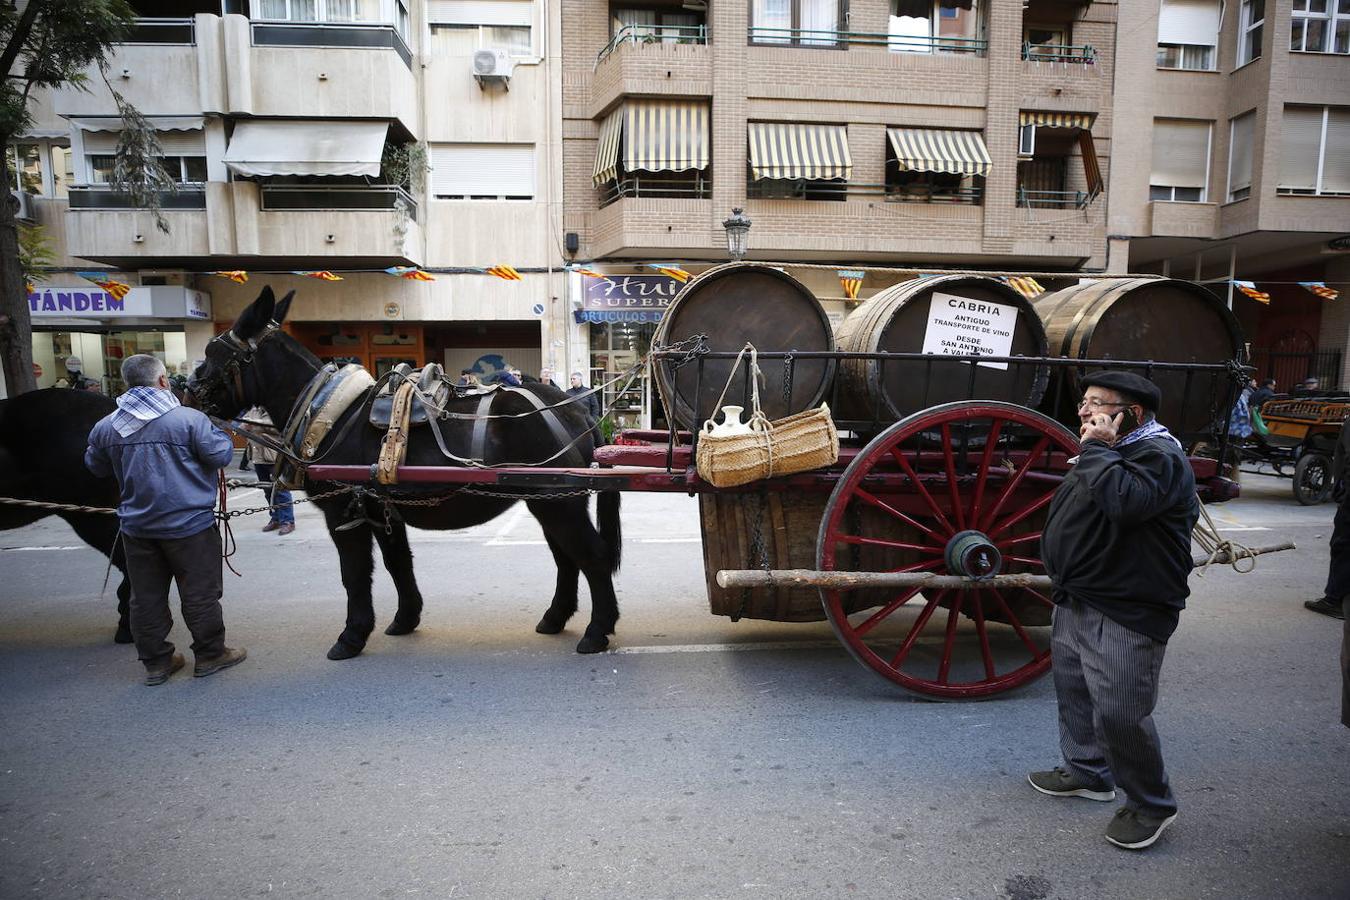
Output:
[748, 123, 852, 181]
[574, 309, 665, 324]
[886, 127, 992, 177]
[1079, 130, 1104, 196]
[1019, 111, 1093, 130]
[70, 116, 205, 133]
[592, 100, 710, 186]
[222, 120, 389, 178]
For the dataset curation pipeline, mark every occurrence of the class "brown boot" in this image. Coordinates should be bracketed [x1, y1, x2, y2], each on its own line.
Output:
[144, 652, 185, 686]
[194, 646, 248, 678]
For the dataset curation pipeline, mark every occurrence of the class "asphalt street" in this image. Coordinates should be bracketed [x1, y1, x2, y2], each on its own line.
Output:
[0, 468, 1346, 899]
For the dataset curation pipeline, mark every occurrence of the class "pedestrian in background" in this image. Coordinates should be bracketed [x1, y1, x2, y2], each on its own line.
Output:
[539, 367, 560, 389]
[243, 407, 294, 536]
[1030, 371, 1199, 851]
[567, 371, 605, 446]
[1250, 377, 1276, 411]
[85, 354, 247, 685]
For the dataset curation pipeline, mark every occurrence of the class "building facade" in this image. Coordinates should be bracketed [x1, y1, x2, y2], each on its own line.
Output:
[11, 0, 568, 396]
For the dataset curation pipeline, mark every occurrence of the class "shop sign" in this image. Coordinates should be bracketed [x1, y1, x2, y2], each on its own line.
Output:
[27, 286, 212, 321]
[581, 274, 680, 311]
[919, 292, 1019, 371]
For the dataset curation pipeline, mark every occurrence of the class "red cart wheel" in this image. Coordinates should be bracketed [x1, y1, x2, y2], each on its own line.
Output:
[817, 401, 1080, 699]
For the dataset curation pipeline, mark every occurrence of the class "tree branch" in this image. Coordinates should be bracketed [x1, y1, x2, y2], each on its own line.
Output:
[0, 0, 45, 78]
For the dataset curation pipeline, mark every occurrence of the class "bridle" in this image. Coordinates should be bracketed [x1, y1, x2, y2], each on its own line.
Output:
[189, 321, 282, 417]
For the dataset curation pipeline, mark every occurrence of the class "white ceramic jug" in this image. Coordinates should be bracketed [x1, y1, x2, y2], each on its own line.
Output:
[706, 405, 754, 437]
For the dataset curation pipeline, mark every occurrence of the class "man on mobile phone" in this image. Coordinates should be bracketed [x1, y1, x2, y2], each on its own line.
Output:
[1030, 371, 1199, 851]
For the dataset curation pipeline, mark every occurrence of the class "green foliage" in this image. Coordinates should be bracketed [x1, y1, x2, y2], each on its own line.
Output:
[381, 141, 429, 194]
[102, 72, 175, 234]
[17, 222, 55, 284]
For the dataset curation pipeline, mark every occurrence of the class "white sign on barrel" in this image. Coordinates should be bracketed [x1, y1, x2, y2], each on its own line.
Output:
[920, 292, 1019, 370]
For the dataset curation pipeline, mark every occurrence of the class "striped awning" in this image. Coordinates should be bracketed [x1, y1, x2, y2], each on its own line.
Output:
[886, 128, 992, 178]
[748, 123, 852, 181]
[1020, 111, 1093, 130]
[624, 100, 710, 175]
[1078, 130, 1104, 196]
[592, 106, 624, 186]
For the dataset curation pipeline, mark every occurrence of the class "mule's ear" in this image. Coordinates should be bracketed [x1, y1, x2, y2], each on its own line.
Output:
[273, 290, 295, 325]
[233, 285, 277, 339]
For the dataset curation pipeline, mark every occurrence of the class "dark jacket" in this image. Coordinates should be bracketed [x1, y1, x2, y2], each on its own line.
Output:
[566, 385, 602, 419]
[1250, 386, 1275, 411]
[1041, 435, 1199, 643]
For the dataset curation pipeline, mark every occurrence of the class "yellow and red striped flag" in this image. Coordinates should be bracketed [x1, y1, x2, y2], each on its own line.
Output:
[838, 269, 865, 301]
[76, 271, 131, 300]
[570, 265, 609, 280]
[1003, 276, 1045, 300]
[648, 263, 690, 283]
[1233, 280, 1270, 304]
[293, 270, 343, 282]
[385, 266, 436, 281]
[1300, 281, 1339, 301]
[207, 270, 249, 284]
[485, 265, 523, 281]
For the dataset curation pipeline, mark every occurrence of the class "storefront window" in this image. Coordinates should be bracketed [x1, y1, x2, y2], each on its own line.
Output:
[30, 329, 188, 394]
[589, 321, 658, 431]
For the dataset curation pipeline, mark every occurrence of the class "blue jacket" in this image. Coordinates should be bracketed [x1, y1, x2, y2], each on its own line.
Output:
[85, 406, 234, 539]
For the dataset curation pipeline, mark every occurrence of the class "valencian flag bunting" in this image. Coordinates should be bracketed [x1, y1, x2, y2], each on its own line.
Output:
[569, 265, 610, 280]
[294, 270, 343, 281]
[76, 271, 131, 301]
[1233, 280, 1270, 304]
[207, 270, 249, 284]
[838, 269, 865, 301]
[648, 263, 691, 283]
[1003, 276, 1045, 300]
[486, 265, 523, 281]
[385, 266, 436, 281]
[1300, 281, 1340, 301]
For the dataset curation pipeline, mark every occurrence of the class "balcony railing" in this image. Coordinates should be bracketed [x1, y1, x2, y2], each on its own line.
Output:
[746, 180, 983, 203]
[1016, 187, 1095, 209]
[597, 174, 711, 207]
[125, 18, 196, 45]
[251, 22, 413, 68]
[259, 184, 418, 221]
[596, 24, 708, 65]
[1022, 42, 1096, 63]
[749, 27, 988, 55]
[68, 185, 207, 209]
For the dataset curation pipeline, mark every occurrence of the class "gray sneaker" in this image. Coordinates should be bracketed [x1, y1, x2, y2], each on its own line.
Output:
[1106, 807, 1178, 850]
[194, 646, 247, 678]
[1027, 767, 1116, 802]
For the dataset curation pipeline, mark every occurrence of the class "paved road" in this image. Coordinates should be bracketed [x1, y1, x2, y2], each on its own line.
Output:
[0, 470, 1346, 899]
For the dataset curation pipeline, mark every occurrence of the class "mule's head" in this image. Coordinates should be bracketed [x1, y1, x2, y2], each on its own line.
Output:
[188, 285, 294, 418]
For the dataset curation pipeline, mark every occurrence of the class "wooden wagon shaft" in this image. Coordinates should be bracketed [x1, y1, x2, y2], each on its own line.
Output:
[715, 541, 1296, 590]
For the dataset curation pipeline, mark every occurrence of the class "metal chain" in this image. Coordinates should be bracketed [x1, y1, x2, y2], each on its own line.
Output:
[782, 351, 796, 406]
[217, 484, 355, 520]
[733, 490, 772, 623]
[654, 333, 710, 371]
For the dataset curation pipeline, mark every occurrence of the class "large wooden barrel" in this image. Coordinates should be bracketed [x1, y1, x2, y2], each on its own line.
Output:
[654, 263, 836, 431]
[834, 275, 1050, 422]
[1032, 278, 1244, 436]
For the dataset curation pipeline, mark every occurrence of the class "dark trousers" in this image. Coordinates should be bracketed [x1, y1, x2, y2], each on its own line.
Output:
[1324, 491, 1350, 601]
[122, 525, 226, 667]
[1052, 599, 1177, 817]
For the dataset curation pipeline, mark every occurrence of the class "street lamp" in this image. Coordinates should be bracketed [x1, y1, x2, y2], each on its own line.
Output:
[722, 207, 752, 261]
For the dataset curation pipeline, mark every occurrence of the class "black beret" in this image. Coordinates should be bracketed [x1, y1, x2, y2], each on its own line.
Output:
[1081, 371, 1161, 411]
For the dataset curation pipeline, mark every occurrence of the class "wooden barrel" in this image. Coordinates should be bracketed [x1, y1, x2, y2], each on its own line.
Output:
[1032, 278, 1244, 436]
[834, 275, 1050, 422]
[654, 263, 836, 431]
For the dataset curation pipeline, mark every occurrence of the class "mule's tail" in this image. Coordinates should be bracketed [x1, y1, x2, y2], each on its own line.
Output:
[598, 491, 622, 573]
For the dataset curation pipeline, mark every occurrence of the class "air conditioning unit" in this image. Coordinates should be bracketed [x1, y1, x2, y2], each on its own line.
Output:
[473, 49, 515, 90]
[11, 191, 35, 223]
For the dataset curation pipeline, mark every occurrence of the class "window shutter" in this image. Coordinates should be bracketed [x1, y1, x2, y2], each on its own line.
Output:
[1280, 106, 1324, 191]
[1151, 119, 1209, 189]
[1157, 0, 1221, 46]
[83, 129, 205, 155]
[429, 143, 535, 197]
[428, 0, 532, 26]
[1229, 113, 1255, 194]
[1322, 108, 1350, 194]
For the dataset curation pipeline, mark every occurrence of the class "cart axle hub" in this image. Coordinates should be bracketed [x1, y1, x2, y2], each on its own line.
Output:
[944, 530, 1002, 580]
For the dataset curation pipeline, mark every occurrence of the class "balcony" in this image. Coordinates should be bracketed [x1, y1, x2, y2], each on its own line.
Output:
[125, 17, 196, 44]
[747, 180, 983, 204]
[65, 189, 211, 264]
[596, 24, 707, 65]
[597, 174, 710, 208]
[1016, 187, 1095, 210]
[1148, 200, 1219, 239]
[1022, 42, 1096, 64]
[235, 181, 422, 264]
[748, 27, 987, 55]
[250, 22, 412, 68]
[68, 185, 207, 210]
[589, 195, 714, 259]
[259, 184, 418, 222]
[589, 32, 712, 116]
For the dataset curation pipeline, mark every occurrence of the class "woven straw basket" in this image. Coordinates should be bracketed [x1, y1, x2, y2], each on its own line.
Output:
[694, 344, 840, 488]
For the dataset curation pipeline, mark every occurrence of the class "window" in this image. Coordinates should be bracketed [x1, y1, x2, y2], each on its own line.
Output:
[429, 0, 534, 55]
[1150, 119, 1211, 202]
[6, 144, 42, 194]
[1279, 106, 1350, 196]
[1238, 0, 1264, 66]
[750, 0, 841, 46]
[1291, 0, 1350, 54]
[429, 143, 535, 199]
[254, 0, 388, 22]
[611, 8, 704, 44]
[1227, 112, 1255, 202]
[1018, 124, 1035, 157]
[89, 155, 208, 184]
[1156, 0, 1219, 70]
[889, 0, 982, 54]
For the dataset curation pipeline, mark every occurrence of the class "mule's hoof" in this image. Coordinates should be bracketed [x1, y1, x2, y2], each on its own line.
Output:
[326, 640, 363, 661]
[114, 626, 134, 644]
[384, 618, 419, 636]
[575, 635, 609, 654]
[535, 616, 565, 635]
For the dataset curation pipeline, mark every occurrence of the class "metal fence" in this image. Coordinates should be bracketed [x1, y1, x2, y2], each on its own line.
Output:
[1248, 348, 1343, 391]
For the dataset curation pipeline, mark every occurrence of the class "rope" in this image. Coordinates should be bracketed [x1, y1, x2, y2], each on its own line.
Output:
[1191, 495, 1258, 575]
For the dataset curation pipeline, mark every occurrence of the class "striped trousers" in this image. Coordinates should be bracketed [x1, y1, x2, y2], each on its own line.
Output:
[1052, 598, 1177, 817]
